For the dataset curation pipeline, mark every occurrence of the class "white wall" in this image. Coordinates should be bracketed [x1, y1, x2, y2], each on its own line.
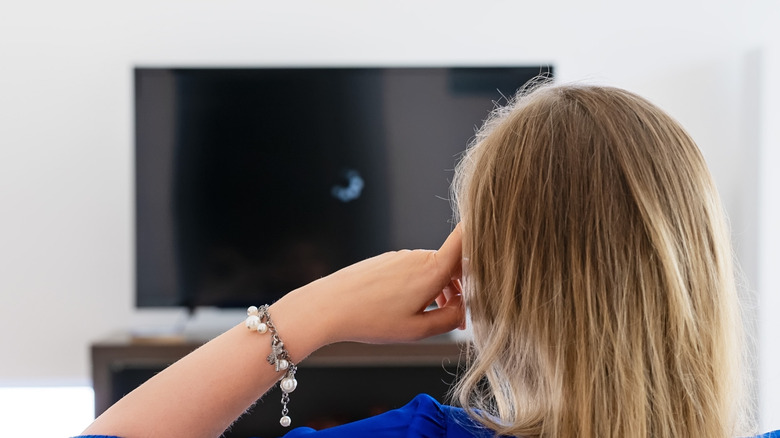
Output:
[758, 41, 780, 434]
[0, 0, 777, 431]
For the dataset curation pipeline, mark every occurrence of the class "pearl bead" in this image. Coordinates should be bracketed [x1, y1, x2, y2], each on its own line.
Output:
[247, 306, 259, 316]
[280, 377, 297, 393]
[257, 322, 268, 334]
[280, 415, 291, 427]
[277, 359, 289, 370]
[245, 315, 260, 330]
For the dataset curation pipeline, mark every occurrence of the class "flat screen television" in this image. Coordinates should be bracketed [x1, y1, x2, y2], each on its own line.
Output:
[135, 66, 552, 310]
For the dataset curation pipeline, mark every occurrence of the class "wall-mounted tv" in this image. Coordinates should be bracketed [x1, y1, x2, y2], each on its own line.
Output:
[135, 66, 552, 310]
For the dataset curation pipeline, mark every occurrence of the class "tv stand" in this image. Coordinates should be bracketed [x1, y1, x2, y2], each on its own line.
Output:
[91, 334, 463, 437]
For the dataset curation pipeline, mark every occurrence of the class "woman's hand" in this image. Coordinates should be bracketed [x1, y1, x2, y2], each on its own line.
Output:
[270, 224, 465, 361]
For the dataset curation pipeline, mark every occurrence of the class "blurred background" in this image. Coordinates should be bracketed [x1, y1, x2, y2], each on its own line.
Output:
[0, 0, 778, 436]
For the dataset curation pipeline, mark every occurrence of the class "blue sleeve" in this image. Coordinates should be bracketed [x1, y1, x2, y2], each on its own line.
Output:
[280, 394, 446, 438]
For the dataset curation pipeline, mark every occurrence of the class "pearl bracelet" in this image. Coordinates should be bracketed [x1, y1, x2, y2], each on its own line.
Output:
[246, 305, 298, 427]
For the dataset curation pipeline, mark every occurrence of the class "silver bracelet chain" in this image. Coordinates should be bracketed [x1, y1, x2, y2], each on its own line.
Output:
[246, 305, 298, 427]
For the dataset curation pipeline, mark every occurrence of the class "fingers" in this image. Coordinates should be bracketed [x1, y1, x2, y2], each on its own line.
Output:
[442, 279, 466, 330]
[435, 223, 463, 279]
[417, 292, 465, 337]
[436, 279, 462, 305]
[432, 226, 464, 329]
[432, 279, 465, 331]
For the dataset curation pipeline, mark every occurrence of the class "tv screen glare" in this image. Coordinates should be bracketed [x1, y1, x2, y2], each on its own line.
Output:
[135, 66, 552, 309]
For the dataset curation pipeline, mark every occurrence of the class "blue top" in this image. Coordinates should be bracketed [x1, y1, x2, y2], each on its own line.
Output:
[75, 393, 780, 438]
[281, 394, 494, 438]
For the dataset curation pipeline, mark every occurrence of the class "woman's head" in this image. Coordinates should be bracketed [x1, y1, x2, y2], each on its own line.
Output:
[452, 83, 749, 437]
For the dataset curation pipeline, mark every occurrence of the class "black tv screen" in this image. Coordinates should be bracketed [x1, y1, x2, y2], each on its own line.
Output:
[135, 66, 551, 309]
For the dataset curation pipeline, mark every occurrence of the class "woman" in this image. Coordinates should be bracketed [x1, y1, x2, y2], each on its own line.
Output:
[80, 84, 776, 437]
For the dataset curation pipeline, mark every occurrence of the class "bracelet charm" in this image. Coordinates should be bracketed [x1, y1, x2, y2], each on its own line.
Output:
[246, 305, 298, 427]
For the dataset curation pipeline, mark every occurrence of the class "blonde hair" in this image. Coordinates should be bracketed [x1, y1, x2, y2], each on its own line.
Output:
[452, 83, 751, 437]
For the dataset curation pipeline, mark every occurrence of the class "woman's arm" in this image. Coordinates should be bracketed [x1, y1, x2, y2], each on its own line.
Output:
[82, 226, 464, 438]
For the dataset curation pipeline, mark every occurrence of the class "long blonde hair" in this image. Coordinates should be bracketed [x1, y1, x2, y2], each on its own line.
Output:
[452, 83, 751, 437]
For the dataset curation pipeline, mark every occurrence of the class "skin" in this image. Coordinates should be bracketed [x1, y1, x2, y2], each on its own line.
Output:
[82, 225, 465, 438]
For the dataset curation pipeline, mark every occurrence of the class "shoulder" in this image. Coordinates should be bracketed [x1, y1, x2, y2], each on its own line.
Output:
[283, 394, 496, 438]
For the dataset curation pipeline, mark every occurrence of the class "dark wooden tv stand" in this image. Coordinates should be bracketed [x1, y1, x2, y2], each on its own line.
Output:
[91, 334, 464, 437]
